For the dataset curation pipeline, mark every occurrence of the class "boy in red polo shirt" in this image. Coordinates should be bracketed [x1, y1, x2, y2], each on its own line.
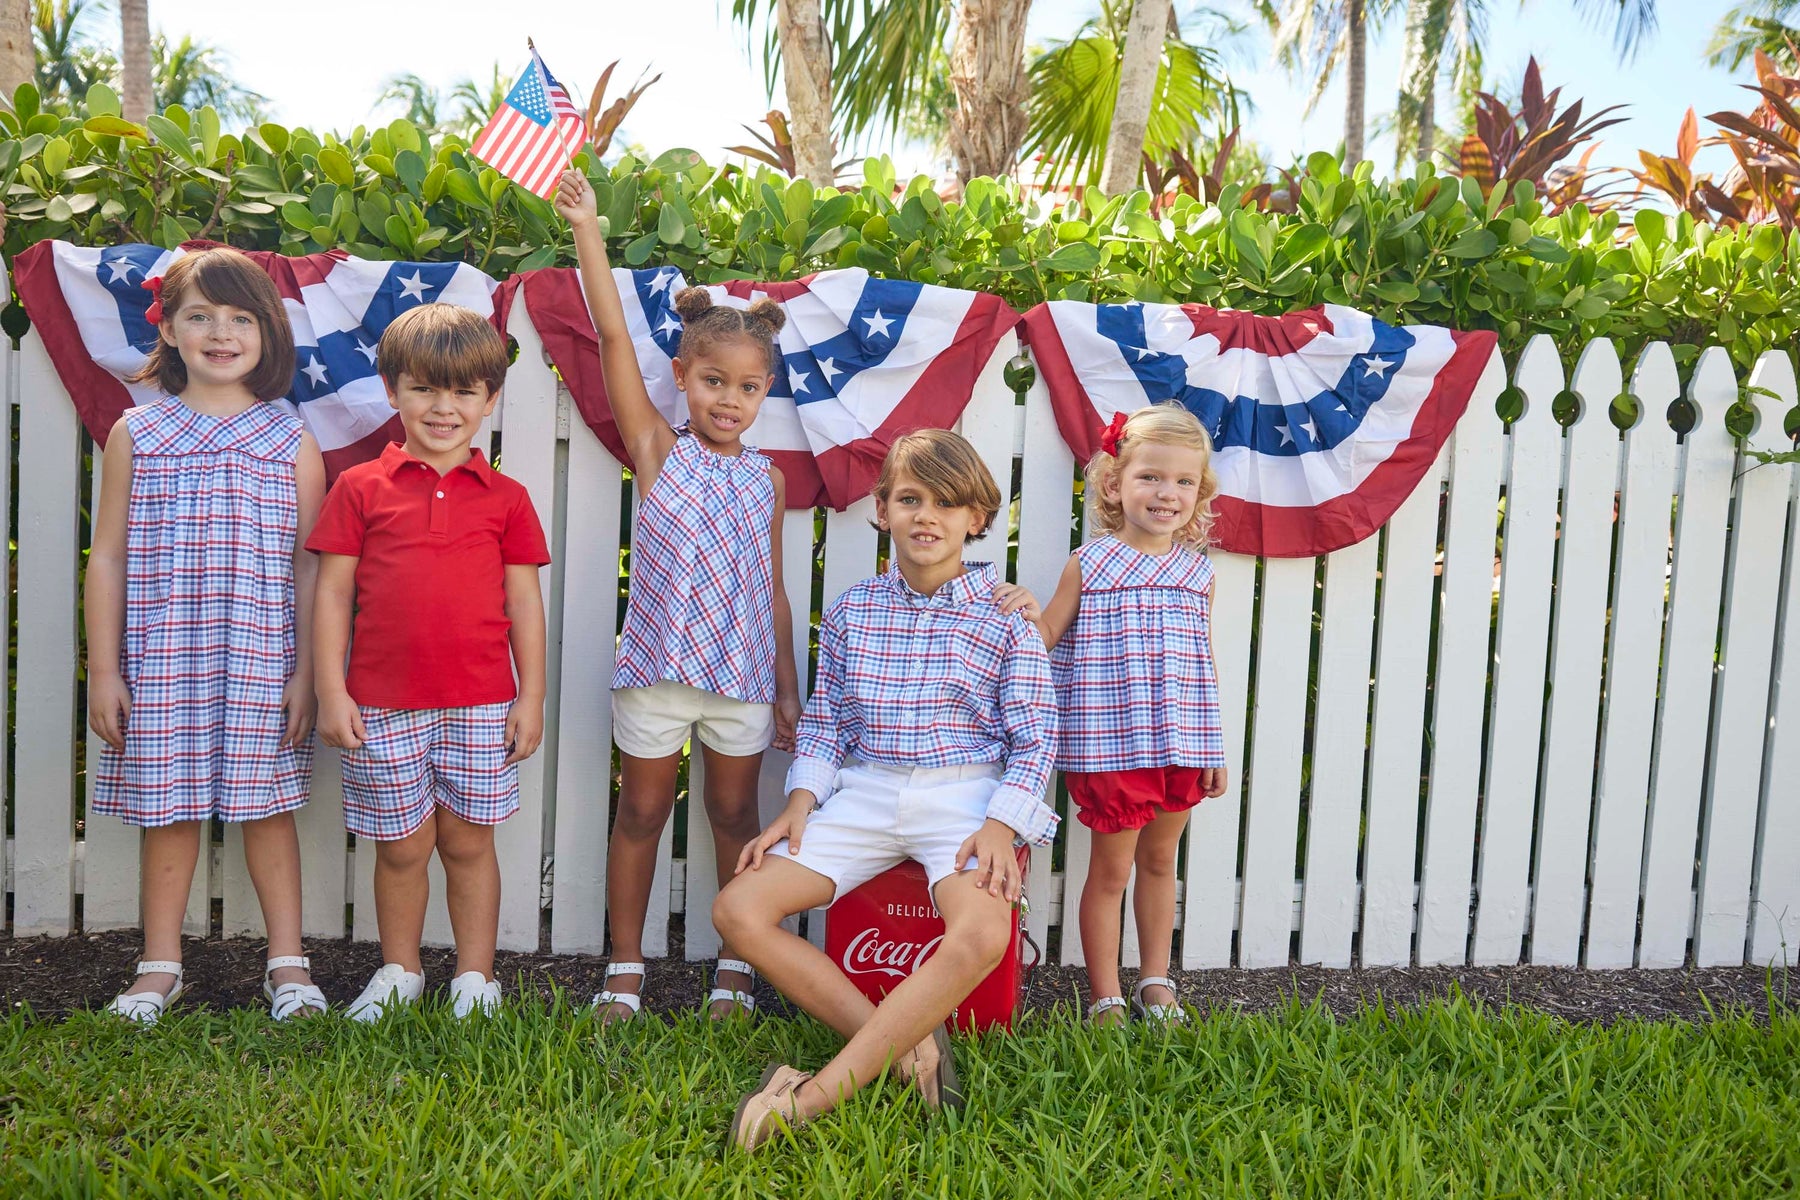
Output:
[310, 303, 550, 1021]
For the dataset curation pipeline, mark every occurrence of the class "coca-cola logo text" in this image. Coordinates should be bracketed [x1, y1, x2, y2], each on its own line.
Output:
[840, 927, 944, 979]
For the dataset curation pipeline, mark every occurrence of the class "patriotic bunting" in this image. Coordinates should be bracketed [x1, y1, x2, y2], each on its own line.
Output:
[1020, 301, 1497, 557]
[12, 239, 499, 480]
[495, 265, 1019, 509]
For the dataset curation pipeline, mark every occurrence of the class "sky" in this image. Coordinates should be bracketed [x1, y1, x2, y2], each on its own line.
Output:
[136, 0, 1750, 184]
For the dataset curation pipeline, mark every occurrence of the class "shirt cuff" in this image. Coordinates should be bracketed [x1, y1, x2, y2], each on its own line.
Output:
[785, 755, 840, 806]
[985, 784, 1060, 847]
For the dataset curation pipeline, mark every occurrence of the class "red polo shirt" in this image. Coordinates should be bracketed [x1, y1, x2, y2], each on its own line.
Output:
[308, 444, 551, 709]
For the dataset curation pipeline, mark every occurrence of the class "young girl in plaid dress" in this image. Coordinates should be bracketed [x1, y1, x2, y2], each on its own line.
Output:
[556, 168, 802, 1021]
[1037, 403, 1231, 1025]
[86, 248, 328, 1023]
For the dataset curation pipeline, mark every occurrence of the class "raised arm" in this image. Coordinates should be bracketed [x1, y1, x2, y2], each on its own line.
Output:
[554, 168, 677, 489]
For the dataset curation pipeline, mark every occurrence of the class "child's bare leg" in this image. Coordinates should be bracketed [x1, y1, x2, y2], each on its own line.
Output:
[240, 812, 313, 988]
[795, 871, 1013, 1119]
[698, 743, 766, 1014]
[601, 751, 681, 1015]
[435, 808, 500, 980]
[137, 820, 203, 995]
[372, 812, 437, 973]
[1078, 827, 1140, 1021]
[1131, 808, 1190, 1006]
[712, 857, 872, 1036]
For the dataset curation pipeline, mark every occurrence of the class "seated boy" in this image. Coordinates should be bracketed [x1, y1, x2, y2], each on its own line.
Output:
[713, 428, 1056, 1151]
[310, 303, 550, 1020]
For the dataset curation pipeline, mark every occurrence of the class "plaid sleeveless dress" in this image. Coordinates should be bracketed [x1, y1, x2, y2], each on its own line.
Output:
[92, 399, 314, 826]
[612, 432, 778, 703]
[1051, 536, 1225, 773]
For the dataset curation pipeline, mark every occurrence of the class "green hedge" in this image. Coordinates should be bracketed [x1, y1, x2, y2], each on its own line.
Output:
[4, 82, 1799, 388]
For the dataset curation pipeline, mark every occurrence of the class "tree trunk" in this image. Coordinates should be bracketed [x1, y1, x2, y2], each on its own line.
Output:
[948, 0, 1034, 184]
[120, 0, 152, 122]
[0, 0, 33, 103]
[1099, 0, 1171, 194]
[1417, 83, 1436, 165]
[1395, 0, 1443, 169]
[1344, 0, 1366, 168]
[777, 0, 835, 186]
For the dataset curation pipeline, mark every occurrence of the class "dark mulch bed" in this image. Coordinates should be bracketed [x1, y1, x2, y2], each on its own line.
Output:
[3, 925, 1789, 1024]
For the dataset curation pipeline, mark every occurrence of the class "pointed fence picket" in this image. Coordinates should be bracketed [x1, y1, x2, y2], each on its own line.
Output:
[4, 268, 1798, 973]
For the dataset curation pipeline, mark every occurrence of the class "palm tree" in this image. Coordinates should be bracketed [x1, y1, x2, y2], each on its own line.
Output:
[1099, 0, 1172, 192]
[2, 0, 36, 100]
[775, 0, 834, 185]
[32, 0, 109, 105]
[1708, 1, 1800, 70]
[1393, 0, 1485, 167]
[1270, 0, 1397, 168]
[1027, 1, 1244, 189]
[151, 33, 263, 124]
[118, 0, 147, 120]
[730, 0, 1034, 183]
[376, 72, 442, 131]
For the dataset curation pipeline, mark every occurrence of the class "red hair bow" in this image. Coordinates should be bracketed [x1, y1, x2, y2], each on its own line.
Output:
[141, 275, 165, 325]
[1099, 410, 1129, 457]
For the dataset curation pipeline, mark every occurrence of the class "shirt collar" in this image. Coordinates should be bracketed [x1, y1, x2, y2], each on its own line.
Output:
[379, 441, 496, 487]
[883, 561, 996, 606]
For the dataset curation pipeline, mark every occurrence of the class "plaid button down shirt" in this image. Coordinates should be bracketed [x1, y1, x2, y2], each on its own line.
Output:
[786, 562, 1061, 845]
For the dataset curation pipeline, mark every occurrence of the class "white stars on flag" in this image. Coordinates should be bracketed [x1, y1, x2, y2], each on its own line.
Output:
[355, 340, 378, 364]
[1360, 354, 1394, 378]
[817, 356, 841, 384]
[105, 257, 138, 284]
[301, 356, 330, 388]
[862, 309, 894, 339]
[396, 271, 433, 304]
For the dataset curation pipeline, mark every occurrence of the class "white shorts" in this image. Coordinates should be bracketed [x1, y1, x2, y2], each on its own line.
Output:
[778, 760, 1001, 903]
[611, 680, 774, 759]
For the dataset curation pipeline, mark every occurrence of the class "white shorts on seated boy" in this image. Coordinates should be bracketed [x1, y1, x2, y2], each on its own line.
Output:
[776, 760, 999, 902]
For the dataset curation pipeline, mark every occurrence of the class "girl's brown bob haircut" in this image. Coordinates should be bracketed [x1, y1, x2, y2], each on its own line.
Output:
[130, 248, 296, 402]
[376, 303, 509, 395]
[872, 428, 1003, 541]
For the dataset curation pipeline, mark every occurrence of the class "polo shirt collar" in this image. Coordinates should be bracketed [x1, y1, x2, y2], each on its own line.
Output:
[379, 441, 497, 486]
[883, 561, 995, 605]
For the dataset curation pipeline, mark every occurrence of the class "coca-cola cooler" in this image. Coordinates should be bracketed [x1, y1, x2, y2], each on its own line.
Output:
[823, 847, 1033, 1032]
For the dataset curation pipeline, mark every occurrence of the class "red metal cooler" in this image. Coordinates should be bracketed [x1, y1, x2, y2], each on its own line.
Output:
[822, 846, 1033, 1032]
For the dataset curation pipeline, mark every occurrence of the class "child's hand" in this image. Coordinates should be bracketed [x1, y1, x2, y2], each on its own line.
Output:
[87, 672, 131, 751]
[955, 818, 1023, 903]
[281, 676, 316, 748]
[736, 791, 814, 873]
[553, 169, 597, 226]
[772, 693, 801, 753]
[993, 583, 1042, 624]
[316, 691, 367, 752]
[505, 696, 545, 765]
[1201, 765, 1229, 799]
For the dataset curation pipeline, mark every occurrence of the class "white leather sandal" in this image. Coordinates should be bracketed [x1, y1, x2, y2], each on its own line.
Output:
[106, 960, 185, 1025]
[1087, 994, 1128, 1025]
[1132, 976, 1188, 1024]
[704, 958, 757, 1018]
[263, 955, 328, 1021]
[591, 961, 646, 1020]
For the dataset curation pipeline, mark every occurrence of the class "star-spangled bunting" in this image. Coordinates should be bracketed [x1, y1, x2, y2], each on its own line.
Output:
[494, 265, 1020, 510]
[12, 239, 499, 480]
[1020, 302, 1498, 557]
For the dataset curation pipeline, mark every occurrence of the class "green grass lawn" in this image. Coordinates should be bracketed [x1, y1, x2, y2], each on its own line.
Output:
[3, 989, 1795, 1199]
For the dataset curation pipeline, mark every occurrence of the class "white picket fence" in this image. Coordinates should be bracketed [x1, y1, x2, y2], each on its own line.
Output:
[3, 263, 1797, 970]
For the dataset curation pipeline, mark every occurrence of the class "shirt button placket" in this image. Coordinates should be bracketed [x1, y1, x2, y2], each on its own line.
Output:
[430, 477, 449, 537]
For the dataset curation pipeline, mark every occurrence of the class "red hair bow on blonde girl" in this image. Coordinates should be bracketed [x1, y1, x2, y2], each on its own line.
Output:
[141, 275, 165, 325]
[1099, 410, 1129, 457]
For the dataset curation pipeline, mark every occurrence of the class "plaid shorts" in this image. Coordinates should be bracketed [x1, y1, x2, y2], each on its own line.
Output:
[340, 703, 518, 840]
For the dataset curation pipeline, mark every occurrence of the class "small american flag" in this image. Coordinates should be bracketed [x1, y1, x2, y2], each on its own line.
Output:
[470, 46, 586, 198]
